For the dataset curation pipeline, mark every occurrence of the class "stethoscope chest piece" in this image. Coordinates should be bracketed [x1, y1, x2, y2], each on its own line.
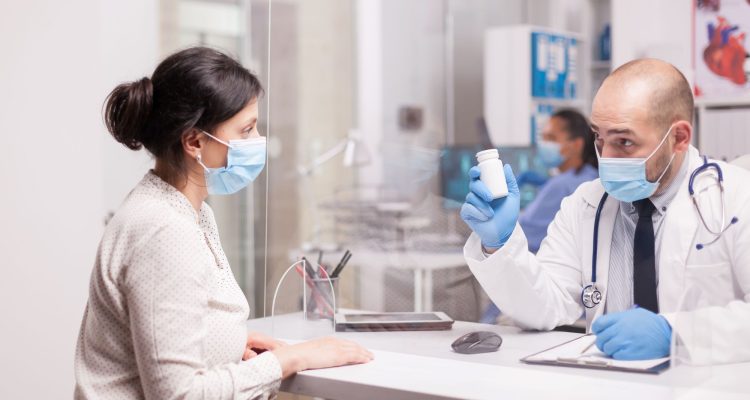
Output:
[581, 283, 602, 309]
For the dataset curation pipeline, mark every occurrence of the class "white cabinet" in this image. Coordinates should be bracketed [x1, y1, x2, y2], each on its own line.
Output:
[484, 25, 584, 147]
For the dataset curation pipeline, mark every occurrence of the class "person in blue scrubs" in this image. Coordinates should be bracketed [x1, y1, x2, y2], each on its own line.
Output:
[481, 109, 598, 323]
[519, 109, 599, 253]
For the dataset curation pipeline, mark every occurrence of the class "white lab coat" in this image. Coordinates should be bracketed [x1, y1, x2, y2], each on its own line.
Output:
[465, 146, 750, 365]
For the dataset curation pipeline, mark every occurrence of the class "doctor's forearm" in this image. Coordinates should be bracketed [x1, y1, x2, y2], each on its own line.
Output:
[467, 230, 582, 330]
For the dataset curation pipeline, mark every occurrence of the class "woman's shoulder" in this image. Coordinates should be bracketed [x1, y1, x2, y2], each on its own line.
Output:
[105, 175, 201, 244]
[116, 192, 183, 227]
[101, 189, 208, 281]
[555, 164, 598, 189]
[538, 166, 597, 199]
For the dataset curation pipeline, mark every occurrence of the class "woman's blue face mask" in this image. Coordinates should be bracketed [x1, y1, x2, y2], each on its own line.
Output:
[595, 126, 676, 203]
[537, 140, 565, 169]
[196, 130, 266, 195]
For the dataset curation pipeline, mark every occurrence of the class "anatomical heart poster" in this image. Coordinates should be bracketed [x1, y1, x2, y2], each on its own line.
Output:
[694, 0, 750, 99]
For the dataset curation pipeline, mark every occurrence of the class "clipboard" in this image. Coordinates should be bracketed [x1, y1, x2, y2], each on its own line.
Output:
[520, 334, 670, 374]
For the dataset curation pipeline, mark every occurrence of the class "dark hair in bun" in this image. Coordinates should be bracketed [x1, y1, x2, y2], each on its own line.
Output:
[104, 46, 263, 178]
[104, 77, 153, 150]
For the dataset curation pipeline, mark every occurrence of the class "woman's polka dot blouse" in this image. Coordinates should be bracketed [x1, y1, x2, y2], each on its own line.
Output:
[74, 171, 281, 399]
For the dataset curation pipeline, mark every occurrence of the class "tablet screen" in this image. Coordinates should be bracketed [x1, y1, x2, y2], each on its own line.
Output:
[344, 313, 442, 322]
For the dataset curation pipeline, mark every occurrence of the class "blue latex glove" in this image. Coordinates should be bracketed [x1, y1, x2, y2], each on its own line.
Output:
[515, 170, 548, 188]
[460, 164, 520, 249]
[592, 308, 672, 360]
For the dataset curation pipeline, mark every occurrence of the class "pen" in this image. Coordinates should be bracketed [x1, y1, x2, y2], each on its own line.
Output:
[317, 250, 324, 269]
[331, 250, 350, 277]
[557, 356, 610, 366]
[301, 256, 328, 294]
[295, 264, 334, 316]
[580, 334, 596, 355]
[580, 305, 636, 355]
[332, 251, 352, 278]
[302, 257, 318, 278]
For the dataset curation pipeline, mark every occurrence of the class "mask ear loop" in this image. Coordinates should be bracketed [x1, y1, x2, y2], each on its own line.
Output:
[652, 151, 676, 184]
[196, 153, 209, 171]
[200, 129, 234, 149]
[643, 125, 675, 162]
[646, 125, 677, 184]
[595, 125, 675, 163]
[197, 130, 234, 173]
[188, 154, 210, 189]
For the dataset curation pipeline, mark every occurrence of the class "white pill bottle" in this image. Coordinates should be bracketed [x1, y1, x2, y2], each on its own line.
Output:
[475, 149, 508, 199]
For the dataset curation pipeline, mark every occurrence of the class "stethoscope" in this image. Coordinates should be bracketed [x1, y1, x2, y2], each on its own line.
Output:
[582, 192, 608, 309]
[689, 156, 739, 249]
[582, 156, 739, 309]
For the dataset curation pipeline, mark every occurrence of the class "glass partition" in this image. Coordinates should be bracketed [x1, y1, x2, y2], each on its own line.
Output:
[260, 0, 539, 325]
[161, 0, 598, 325]
[160, 0, 271, 317]
[159, 0, 607, 326]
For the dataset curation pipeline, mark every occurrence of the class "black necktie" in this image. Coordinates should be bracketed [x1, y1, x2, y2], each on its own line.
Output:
[633, 199, 659, 313]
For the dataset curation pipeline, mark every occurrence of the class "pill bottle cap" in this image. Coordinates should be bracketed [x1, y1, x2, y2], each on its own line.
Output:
[476, 148, 500, 163]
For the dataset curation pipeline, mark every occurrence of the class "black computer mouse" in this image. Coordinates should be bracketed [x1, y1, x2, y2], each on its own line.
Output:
[451, 331, 503, 354]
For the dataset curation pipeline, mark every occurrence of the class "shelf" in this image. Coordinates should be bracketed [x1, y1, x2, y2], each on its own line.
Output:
[530, 97, 586, 107]
[695, 97, 750, 109]
[590, 60, 611, 70]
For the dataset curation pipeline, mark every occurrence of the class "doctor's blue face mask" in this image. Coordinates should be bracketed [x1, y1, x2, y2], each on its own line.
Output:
[595, 125, 676, 203]
[196, 130, 267, 195]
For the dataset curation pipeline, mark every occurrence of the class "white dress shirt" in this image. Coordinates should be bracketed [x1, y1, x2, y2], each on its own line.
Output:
[75, 171, 281, 399]
[606, 156, 689, 313]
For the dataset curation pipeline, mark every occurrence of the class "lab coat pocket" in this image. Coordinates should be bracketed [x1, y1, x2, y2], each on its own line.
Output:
[683, 262, 734, 307]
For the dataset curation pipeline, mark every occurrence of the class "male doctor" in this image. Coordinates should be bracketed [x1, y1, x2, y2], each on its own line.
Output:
[461, 59, 750, 363]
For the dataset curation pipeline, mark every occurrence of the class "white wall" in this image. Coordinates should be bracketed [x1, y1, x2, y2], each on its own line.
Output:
[0, 0, 157, 397]
[450, 0, 526, 146]
[356, 0, 528, 190]
[356, 0, 384, 187]
[611, 0, 693, 82]
[100, 1, 159, 214]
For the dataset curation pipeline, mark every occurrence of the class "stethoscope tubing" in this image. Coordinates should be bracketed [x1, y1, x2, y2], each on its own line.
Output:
[591, 192, 609, 284]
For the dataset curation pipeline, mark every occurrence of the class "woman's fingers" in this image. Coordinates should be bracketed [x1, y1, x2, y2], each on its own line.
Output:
[247, 332, 287, 351]
[337, 339, 373, 364]
[242, 347, 258, 361]
[355, 348, 374, 363]
[272, 336, 373, 378]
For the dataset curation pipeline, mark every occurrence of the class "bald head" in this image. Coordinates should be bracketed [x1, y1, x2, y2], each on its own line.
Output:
[591, 59, 695, 192]
[596, 59, 694, 130]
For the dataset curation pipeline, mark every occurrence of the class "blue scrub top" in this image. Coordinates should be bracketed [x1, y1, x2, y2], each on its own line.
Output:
[519, 164, 599, 253]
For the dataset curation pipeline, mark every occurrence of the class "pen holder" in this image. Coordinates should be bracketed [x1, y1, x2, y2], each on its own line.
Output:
[305, 276, 339, 320]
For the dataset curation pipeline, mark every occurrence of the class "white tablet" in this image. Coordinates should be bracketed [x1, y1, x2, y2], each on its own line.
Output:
[334, 311, 454, 332]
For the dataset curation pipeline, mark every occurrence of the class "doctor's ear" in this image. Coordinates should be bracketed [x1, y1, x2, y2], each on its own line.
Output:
[672, 121, 692, 152]
[182, 128, 206, 159]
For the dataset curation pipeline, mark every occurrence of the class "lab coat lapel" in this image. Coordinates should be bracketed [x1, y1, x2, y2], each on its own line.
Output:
[580, 183, 619, 330]
[658, 146, 701, 311]
[592, 196, 618, 324]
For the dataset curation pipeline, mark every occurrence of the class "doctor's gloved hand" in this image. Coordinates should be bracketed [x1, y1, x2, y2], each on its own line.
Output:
[592, 308, 672, 360]
[460, 164, 520, 250]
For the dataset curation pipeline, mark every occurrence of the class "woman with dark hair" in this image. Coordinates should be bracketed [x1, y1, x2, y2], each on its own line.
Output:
[519, 108, 599, 253]
[74, 47, 371, 399]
